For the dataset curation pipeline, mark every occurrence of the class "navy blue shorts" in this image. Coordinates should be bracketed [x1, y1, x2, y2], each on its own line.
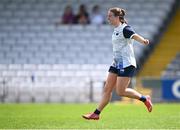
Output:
[108, 65, 136, 77]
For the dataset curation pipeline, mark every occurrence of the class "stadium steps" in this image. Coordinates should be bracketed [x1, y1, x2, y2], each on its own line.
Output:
[138, 8, 180, 77]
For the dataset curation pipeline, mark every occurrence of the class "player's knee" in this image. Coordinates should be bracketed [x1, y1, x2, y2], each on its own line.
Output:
[103, 85, 113, 94]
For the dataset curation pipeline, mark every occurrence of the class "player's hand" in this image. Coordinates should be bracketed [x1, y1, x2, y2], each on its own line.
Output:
[143, 39, 149, 45]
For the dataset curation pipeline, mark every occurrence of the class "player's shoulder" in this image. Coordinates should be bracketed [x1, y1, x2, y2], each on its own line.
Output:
[123, 24, 135, 32]
[123, 24, 135, 38]
[123, 24, 133, 30]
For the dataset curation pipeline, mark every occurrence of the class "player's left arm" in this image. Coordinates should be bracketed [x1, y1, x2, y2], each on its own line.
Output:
[123, 26, 149, 46]
[132, 34, 149, 45]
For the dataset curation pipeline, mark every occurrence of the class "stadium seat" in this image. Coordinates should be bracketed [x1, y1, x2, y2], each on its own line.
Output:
[0, 0, 176, 102]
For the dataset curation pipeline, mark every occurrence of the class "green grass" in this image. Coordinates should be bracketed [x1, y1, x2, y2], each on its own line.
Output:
[0, 103, 180, 129]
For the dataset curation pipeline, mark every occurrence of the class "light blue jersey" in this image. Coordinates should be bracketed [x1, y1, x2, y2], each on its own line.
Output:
[111, 23, 136, 69]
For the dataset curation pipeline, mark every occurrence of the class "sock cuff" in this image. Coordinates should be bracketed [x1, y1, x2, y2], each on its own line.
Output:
[94, 109, 101, 115]
[139, 95, 146, 102]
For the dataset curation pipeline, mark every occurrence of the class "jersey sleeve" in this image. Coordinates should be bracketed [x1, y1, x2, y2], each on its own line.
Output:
[123, 25, 135, 39]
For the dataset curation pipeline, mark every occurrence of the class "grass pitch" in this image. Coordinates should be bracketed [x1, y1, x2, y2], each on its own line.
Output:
[0, 103, 179, 129]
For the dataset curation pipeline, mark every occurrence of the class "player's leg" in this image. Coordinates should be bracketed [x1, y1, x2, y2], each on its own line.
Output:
[116, 76, 152, 112]
[97, 72, 117, 111]
[82, 72, 117, 120]
[116, 77, 141, 99]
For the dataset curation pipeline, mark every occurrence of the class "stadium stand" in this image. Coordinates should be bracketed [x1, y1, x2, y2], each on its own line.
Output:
[141, 52, 180, 102]
[0, 0, 177, 102]
[162, 53, 180, 79]
[139, 5, 180, 77]
[139, 2, 180, 102]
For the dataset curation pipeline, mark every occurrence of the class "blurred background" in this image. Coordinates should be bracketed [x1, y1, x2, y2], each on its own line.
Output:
[0, 0, 179, 103]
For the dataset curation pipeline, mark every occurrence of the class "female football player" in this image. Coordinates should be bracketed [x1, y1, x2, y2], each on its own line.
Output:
[82, 7, 153, 120]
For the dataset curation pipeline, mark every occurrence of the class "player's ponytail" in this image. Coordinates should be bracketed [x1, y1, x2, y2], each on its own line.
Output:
[119, 9, 127, 24]
[109, 7, 127, 24]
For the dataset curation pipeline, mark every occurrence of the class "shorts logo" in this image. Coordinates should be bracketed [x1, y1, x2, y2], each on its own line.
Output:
[120, 69, 124, 73]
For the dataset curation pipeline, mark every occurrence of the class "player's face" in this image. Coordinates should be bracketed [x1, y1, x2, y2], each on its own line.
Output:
[107, 11, 117, 25]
